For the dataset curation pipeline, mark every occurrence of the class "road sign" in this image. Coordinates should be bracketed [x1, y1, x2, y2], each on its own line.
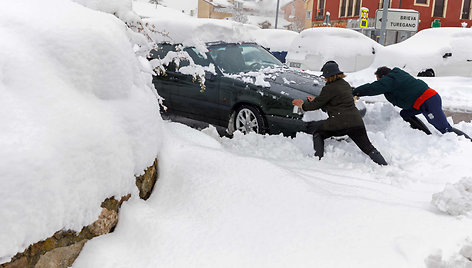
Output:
[375, 9, 419, 32]
[360, 7, 369, 28]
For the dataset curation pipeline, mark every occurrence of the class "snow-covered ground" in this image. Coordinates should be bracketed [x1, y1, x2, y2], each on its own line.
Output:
[2, 1, 472, 268]
[74, 102, 472, 267]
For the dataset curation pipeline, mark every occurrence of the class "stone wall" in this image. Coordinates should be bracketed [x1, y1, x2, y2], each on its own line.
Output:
[0, 158, 159, 268]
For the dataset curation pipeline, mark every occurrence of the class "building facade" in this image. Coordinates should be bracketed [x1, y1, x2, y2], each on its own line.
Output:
[198, 0, 233, 20]
[309, 0, 472, 31]
[281, 0, 306, 31]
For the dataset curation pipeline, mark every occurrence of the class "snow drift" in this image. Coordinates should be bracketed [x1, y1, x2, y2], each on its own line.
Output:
[0, 0, 161, 262]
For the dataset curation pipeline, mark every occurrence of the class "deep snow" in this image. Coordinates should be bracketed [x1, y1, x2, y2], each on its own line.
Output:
[0, 0, 162, 262]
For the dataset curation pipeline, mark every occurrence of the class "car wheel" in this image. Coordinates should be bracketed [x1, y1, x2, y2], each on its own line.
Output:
[417, 69, 435, 77]
[234, 105, 266, 134]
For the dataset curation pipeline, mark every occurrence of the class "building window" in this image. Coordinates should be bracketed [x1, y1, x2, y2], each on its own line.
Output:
[340, 0, 346, 17]
[306, 11, 312, 19]
[462, 0, 471, 19]
[347, 0, 354, 16]
[340, 0, 361, 17]
[433, 0, 445, 17]
[354, 0, 361, 16]
[415, 0, 428, 3]
[379, 0, 392, 9]
[317, 0, 325, 19]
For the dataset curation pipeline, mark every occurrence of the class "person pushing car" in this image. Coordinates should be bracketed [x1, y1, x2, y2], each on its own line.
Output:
[353, 66, 471, 140]
[292, 61, 387, 166]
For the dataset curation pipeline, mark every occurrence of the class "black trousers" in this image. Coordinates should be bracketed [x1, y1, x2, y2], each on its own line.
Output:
[315, 127, 375, 155]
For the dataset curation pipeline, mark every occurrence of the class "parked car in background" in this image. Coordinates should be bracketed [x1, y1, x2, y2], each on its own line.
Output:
[150, 42, 366, 136]
[286, 27, 381, 73]
[372, 27, 472, 77]
[252, 29, 299, 63]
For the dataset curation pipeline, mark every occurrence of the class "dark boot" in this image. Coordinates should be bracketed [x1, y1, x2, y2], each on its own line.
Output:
[313, 133, 325, 160]
[404, 115, 432, 135]
[450, 127, 472, 141]
[368, 149, 388, 166]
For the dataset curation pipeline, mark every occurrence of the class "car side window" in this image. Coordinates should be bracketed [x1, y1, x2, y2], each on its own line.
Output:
[183, 48, 211, 67]
[149, 43, 178, 72]
[208, 46, 246, 74]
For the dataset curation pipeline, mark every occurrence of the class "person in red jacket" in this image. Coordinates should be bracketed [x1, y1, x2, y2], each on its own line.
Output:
[353, 66, 471, 140]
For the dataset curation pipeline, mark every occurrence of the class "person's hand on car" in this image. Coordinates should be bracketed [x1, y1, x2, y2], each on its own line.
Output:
[307, 96, 315, 102]
[292, 99, 304, 108]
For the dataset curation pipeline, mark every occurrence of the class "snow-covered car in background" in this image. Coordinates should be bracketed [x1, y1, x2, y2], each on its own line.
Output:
[252, 29, 299, 63]
[373, 27, 472, 77]
[286, 27, 381, 73]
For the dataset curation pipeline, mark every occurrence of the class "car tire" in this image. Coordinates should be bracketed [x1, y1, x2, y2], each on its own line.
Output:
[234, 105, 266, 134]
[418, 69, 435, 77]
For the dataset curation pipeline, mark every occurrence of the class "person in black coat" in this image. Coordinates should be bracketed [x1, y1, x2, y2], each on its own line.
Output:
[293, 61, 387, 165]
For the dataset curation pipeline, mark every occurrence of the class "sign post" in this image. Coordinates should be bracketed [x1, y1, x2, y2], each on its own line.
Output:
[375, 9, 420, 32]
[360, 7, 369, 28]
[378, 0, 389, 45]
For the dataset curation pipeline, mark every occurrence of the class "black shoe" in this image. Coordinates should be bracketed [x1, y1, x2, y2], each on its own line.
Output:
[368, 149, 388, 166]
[404, 116, 432, 135]
[313, 133, 324, 160]
[450, 127, 472, 141]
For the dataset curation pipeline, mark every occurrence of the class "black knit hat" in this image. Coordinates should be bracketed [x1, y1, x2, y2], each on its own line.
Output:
[374, 66, 392, 78]
[321, 61, 343, 78]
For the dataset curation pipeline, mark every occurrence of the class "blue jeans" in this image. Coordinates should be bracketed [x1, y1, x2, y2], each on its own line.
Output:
[400, 94, 451, 134]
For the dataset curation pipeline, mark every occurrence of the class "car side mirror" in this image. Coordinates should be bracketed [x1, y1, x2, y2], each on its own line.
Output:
[443, 52, 452, 58]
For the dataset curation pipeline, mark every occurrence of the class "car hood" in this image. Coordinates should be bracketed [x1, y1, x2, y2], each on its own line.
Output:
[266, 68, 324, 99]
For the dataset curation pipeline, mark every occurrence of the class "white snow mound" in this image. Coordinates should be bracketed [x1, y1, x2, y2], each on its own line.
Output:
[431, 177, 472, 216]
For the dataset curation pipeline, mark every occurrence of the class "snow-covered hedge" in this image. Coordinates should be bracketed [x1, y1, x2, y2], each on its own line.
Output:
[0, 0, 162, 262]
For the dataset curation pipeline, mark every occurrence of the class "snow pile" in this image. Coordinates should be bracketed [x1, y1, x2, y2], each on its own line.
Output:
[226, 67, 284, 88]
[0, 0, 161, 263]
[73, 102, 472, 267]
[373, 27, 472, 77]
[286, 27, 381, 72]
[143, 16, 260, 50]
[425, 240, 472, 268]
[432, 178, 472, 216]
[253, 29, 299, 52]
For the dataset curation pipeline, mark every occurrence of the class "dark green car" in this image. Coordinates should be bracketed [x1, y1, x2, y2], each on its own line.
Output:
[150, 42, 364, 136]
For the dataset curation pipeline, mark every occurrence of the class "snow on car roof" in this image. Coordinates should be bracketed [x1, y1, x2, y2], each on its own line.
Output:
[289, 27, 380, 59]
[143, 16, 260, 49]
[286, 27, 380, 72]
[252, 29, 298, 52]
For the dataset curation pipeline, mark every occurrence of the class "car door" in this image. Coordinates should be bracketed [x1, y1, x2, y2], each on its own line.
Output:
[169, 47, 221, 125]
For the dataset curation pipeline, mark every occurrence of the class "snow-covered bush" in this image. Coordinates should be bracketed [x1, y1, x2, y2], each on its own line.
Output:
[0, 0, 162, 263]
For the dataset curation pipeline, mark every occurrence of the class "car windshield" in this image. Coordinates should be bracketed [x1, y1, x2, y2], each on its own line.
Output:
[208, 43, 283, 74]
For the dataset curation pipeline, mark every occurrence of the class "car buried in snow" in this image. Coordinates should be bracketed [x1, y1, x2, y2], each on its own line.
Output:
[286, 27, 380, 73]
[373, 27, 472, 77]
[149, 42, 366, 136]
